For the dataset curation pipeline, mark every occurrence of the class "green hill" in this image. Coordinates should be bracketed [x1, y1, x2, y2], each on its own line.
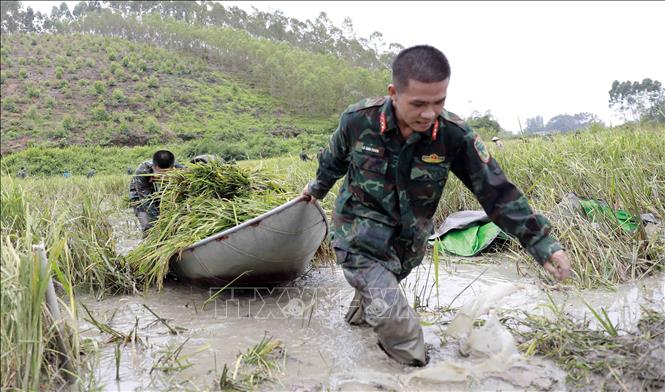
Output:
[0, 33, 336, 158]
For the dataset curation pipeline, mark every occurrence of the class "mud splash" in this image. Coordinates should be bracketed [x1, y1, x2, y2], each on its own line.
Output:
[406, 283, 560, 390]
[77, 247, 665, 391]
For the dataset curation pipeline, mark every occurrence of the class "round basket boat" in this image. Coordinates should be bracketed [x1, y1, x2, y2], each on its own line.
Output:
[169, 196, 328, 285]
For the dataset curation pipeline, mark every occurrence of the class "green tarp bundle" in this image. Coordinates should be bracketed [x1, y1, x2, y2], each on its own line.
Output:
[578, 198, 638, 233]
[429, 210, 508, 257]
[436, 221, 508, 257]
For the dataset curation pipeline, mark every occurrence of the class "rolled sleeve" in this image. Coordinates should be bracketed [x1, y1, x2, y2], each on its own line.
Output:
[527, 235, 563, 265]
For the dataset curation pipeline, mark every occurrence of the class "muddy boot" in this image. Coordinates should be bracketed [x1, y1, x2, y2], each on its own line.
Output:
[345, 290, 370, 327]
[378, 340, 429, 367]
[363, 264, 427, 366]
[340, 251, 426, 365]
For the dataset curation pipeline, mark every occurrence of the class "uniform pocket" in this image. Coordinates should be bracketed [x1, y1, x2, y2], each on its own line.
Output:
[349, 218, 394, 259]
[409, 163, 448, 204]
[351, 151, 389, 201]
[410, 164, 447, 182]
[352, 150, 388, 175]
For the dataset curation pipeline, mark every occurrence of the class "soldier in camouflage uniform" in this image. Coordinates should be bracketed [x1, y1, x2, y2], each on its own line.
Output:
[302, 45, 571, 366]
[129, 150, 183, 234]
[300, 148, 310, 161]
[16, 167, 27, 179]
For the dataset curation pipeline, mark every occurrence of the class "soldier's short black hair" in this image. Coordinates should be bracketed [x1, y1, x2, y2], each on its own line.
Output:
[152, 150, 176, 169]
[392, 45, 451, 91]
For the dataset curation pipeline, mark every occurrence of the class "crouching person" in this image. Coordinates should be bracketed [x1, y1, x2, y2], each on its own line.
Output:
[129, 150, 183, 235]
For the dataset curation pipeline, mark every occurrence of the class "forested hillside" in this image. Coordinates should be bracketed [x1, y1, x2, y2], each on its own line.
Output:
[1, 33, 339, 157]
[1, 1, 396, 160]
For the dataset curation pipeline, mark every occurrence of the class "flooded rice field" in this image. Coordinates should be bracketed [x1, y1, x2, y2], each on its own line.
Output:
[79, 212, 665, 391]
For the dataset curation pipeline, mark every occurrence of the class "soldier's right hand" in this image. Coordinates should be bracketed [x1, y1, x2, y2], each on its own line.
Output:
[543, 250, 571, 281]
[301, 184, 318, 204]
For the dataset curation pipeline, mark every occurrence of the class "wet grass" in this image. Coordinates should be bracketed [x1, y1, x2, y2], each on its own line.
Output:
[219, 335, 286, 391]
[150, 338, 210, 374]
[1, 175, 136, 297]
[503, 296, 665, 390]
[1, 175, 133, 390]
[0, 237, 80, 390]
[142, 304, 187, 335]
[437, 126, 665, 288]
[81, 304, 144, 346]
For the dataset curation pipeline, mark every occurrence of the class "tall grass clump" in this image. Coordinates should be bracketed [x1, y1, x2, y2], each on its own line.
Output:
[218, 335, 285, 390]
[1, 215, 81, 389]
[434, 126, 665, 288]
[1, 174, 137, 389]
[124, 161, 295, 290]
[1, 176, 135, 296]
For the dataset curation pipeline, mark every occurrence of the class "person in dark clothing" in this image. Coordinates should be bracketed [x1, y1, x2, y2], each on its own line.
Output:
[189, 154, 218, 164]
[302, 45, 571, 366]
[129, 150, 183, 234]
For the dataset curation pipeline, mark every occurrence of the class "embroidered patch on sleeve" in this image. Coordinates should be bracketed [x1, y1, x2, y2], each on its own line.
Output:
[473, 135, 491, 163]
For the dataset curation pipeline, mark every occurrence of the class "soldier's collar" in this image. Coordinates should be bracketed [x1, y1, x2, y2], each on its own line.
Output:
[379, 98, 399, 135]
[379, 99, 440, 141]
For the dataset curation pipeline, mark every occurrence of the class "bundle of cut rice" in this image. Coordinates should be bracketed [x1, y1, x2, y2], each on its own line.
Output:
[125, 161, 294, 289]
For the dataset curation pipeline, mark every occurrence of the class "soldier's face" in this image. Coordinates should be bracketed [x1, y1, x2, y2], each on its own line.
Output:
[151, 166, 171, 182]
[389, 78, 449, 133]
[153, 166, 171, 175]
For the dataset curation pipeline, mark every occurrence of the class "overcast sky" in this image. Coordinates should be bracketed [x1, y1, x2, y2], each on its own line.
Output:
[25, 1, 665, 132]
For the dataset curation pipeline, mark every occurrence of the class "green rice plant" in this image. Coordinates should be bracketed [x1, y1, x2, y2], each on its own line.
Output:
[0, 177, 30, 240]
[1, 238, 80, 390]
[1, 175, 136, 296]
[142, 304, 187, 335]
[81, 304, 144, 347]
[219, 335, 285, 391]
[150, 338, 210, 374]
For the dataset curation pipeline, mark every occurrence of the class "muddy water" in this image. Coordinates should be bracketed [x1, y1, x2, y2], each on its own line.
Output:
[78, 229, 665, 391]
[107, 209, 142, 256]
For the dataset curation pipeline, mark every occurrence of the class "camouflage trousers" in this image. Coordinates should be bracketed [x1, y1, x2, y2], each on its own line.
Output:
[336, 248, 427, 366]
[134, 206, 159, 234]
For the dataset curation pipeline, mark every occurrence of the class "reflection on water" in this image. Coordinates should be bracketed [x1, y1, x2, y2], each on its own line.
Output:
[79, 246, 665, 390]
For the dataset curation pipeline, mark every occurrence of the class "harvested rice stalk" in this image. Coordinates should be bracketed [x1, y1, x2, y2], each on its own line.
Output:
[124, 162, 294, 289]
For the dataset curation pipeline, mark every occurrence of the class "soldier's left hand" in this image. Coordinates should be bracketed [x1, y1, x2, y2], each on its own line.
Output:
[543, 250, 571, 281]
[301, 184, 318, 204]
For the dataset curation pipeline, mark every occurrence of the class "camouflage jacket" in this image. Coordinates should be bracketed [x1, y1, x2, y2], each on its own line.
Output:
[129, 160, 183, 212]
[309, 97, 562, 279]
